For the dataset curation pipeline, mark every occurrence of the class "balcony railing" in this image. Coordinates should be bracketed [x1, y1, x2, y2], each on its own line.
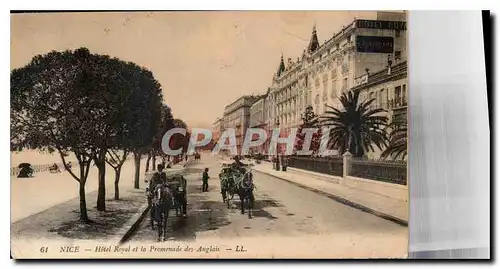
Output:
[388, 97, 408, 109]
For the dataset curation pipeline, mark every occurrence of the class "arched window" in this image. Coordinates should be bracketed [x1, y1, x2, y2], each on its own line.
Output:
[381, 89, 388, 108]
[331, 80, 337, 99]
[369, 92, 375, 109]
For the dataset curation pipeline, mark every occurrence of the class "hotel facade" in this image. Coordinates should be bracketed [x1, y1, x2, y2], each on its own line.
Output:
[217, 11, 408, 158]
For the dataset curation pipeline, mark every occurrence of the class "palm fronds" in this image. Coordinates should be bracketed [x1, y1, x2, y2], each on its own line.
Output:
[381, 117, 407, 160]
[318, 91, 389, 157]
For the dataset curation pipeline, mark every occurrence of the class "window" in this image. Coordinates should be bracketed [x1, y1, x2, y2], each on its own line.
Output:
[331, 69, 337, 79]
[395, 86, 402, 107]
[369, 92, 375, 109]
[380, 89, 388, 108]
[395, 30, 401, 37]
[402, 84, 407, 101]
[395, 51, 402, 61]
[330, 80, 337, 99]
[395, 86, 402, 99]
[347, 35, 351, 42]
[322, 82, 328, 101]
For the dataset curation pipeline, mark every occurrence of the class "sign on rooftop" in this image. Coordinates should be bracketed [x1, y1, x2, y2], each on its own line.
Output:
[356, 20, 406, 30]
[356, 36, 394, 53]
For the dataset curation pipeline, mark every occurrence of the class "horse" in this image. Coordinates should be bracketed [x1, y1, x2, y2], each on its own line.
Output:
[172, 176, 187, 217]
[150, 184, 174, 242]
[236, 170, 255, 219]
[220, 171, 236, 208]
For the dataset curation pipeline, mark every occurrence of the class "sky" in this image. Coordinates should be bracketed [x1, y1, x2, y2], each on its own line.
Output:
[11, 11, 377, 129]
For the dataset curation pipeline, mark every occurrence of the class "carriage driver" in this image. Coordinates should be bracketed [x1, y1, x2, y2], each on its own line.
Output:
[148, 164, 167, 192]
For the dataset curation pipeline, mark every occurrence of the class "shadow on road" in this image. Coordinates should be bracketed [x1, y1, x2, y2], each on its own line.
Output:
[138, 183, 232, 242]
[227, 198, 282, 220]
[161, 199, 231, 242]
[250, 199, 282, 220]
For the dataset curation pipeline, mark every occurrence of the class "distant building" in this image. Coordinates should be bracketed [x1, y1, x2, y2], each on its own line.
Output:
[249, 93, 268, 154]
[222, 95, 260, 155]
[212, 117, 223, 142]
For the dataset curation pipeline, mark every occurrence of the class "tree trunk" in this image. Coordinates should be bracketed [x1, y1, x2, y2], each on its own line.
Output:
[114, 167, 121, 200]
[79, 180, 90, 222]
[76, 161, 90, 223]
[134, 152, 141, 189]
[145, 153, 151, 172]
[96, 159, 106, 211]
[152, 152, 157, 171]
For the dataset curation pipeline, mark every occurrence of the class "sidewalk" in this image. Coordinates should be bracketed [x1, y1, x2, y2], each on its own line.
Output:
[252, 162, 408, 226]
[11, 184, 147, 244]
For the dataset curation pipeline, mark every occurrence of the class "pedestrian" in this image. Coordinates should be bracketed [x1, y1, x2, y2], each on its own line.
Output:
[202, 168, 210, 192]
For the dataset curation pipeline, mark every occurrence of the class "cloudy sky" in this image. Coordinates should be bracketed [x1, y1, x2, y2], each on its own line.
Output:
[11, 11, 376, 128]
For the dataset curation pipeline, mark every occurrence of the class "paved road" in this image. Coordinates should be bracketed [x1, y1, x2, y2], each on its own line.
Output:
[129, 154, 407, 244]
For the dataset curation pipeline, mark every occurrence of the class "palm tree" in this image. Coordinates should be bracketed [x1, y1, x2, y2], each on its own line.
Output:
[381, 117, 407, 160]
[319, 91, 388, 157]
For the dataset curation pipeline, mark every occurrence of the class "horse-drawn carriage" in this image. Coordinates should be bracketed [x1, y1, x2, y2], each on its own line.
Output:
[219, 160, 255, 218]
[49, 163, 62, 173]
[145, 168, 187, 241]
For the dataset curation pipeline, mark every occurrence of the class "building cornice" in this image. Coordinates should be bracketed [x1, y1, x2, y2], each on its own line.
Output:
[351, 61, 408, 92]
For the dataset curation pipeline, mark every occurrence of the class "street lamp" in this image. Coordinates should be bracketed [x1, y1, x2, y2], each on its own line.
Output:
[275, 118, 280, 171]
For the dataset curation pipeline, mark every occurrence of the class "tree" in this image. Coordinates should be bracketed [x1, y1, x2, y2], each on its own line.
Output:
[319, 91, 389, 157]
[76, 53, 163, 210]
[11, 48, 102, 222]
[106, 150, 128, 200]
[11, 47, 165, 219]
[127, 68, 163, 189]
[147, 105, 175, 172]
[294, 105, 319, 154]
[101, 60, 163, 197]
[381, 117, 407, 160]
